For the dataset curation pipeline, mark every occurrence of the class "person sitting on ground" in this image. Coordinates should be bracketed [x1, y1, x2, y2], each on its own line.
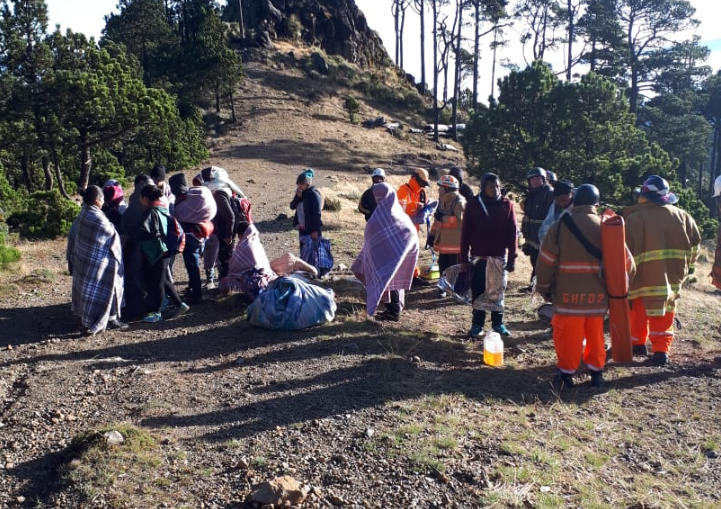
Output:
[219, 221, 277, 300]
[429, 174, 466, 295]
[397, 168, 431, 232]
[102, 180, 127, 231]
[449, 166, 474, 201]
[460, 173, 517, 339]
[538, 180, 574, 246]
[535, 184, 635, 388]
[66, 185, 127, 335]
[358, 168, 386, 222]
[352, 182, 419, 322]
[169, 173, 217, 304]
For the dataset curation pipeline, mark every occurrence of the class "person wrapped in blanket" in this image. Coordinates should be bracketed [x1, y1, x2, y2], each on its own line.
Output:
[219, 222, 277, 301]
[194, 166, 247, 287]
[351, 183, 419, 322]
[168, 173, 217, 304]
[460, 173, 518, 339]
[66, 185, 127, 335]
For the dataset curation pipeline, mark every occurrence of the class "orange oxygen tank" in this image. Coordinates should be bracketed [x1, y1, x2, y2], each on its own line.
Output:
[601, 209, 633, 362]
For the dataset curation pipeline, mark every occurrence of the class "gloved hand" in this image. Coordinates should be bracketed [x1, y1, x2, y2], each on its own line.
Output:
[521, 243, 534, 256]
[434, 210, 444, 221]
[505, 263, 515, 273]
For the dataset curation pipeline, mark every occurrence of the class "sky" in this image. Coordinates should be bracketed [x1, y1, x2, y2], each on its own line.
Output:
[45, 0, 721, 102]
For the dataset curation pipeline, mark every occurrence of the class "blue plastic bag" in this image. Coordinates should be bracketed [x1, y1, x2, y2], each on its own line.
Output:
[247, 276, 336, 330]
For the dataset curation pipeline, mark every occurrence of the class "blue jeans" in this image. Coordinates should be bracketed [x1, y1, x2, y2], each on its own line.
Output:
[182, 234, 203, 296]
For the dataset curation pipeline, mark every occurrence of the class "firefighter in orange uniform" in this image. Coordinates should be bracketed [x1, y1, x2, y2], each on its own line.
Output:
[624, 175, 701, 366]
[535, 184, 635, 388]
[397, 168, 430, 232]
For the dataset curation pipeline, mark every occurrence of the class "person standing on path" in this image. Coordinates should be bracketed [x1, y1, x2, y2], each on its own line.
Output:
[66, 186, 127, 335]
[521, 167, 554, 289]
[624, 175, 701, 366]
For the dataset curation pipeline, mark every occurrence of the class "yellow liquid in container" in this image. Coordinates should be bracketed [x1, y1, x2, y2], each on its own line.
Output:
[483, 350, 504, 367]
[483, 331, 504, 367]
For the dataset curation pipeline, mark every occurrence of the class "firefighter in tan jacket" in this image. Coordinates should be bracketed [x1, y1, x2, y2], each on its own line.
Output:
[429, 175, 466, 278]
[624, 176, 701, 366]
[536, 185, 635, 388]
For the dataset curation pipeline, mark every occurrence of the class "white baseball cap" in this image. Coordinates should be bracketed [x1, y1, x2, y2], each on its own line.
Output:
[372, 168, 386, 178]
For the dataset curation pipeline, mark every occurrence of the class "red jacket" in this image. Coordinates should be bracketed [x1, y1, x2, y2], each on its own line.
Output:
[460, 195, 518, 267]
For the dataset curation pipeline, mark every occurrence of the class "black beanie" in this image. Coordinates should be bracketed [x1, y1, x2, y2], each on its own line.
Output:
[169, 173, 188, 196]
[553, 180, 574, 196]
[150, 164, 167, 181]
[449, 166, 464, 185]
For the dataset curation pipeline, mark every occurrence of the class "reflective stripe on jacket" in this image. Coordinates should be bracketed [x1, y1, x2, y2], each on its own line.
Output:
[624, 202, 701, 316]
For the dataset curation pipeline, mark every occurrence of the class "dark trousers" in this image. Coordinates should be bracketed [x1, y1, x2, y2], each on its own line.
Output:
[122, 239, 146, 319]
[218, 237, 234, 279]
[529, 247, 539, 282]
[471, 258, 503, 327]
[182, 234, 203, 297]
[144, 256, 183, 313]
[438, 253, 460, 277]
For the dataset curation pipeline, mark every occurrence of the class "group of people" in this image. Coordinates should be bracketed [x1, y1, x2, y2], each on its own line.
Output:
[67, 165, 254, 333]
[355, 166, 701, 388]
[67, 163, 703, 390]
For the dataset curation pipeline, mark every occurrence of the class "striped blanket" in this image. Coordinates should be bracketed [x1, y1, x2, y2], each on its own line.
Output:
[219, 224, 276, 296]
[351, 183, 419, 316]
[66, 205, 124, 333]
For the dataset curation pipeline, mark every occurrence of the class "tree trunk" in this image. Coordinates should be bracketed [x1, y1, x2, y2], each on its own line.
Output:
[451, 0, 462, 142]
[230, 88, 237, 123]
[238, 0, 245, 39]
[400, 2, 407, 69]
[42, 154, 53, 191]
[472, 0, 480, 108]
[432, 0, 439, 142]
[21, 154, 33, 192]
[627, 16, 638, 114]
[491, 26, 498, 98]
[419, 0, 426, 94]
[78, 129, 92, 192]
[566, 0, 573, 81]
[394, 1, 400, 66]
[51, 142, 71, 200]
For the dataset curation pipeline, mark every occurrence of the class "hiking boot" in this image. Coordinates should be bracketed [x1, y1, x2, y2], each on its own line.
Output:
[377, 309, 400, 322]
[651, 352, 669, 366]
[493, 324, 511, 337]
[160, 296, 171, 313]
[632, 344, 648, 356]
[468, 323, 484, 340]
[143, 312, 162, 323]
[185, 291, 204, 305]
[107, 318, 129, 331]
[556, 371, 575, 388]
[590, 370, 604, 388]
[168, 302, 190, 319]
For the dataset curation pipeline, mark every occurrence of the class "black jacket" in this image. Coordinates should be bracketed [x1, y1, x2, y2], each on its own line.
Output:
[290, 186, 323, 235]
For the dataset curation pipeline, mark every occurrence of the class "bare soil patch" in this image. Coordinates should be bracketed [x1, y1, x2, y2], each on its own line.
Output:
[1, 55, 721, 509]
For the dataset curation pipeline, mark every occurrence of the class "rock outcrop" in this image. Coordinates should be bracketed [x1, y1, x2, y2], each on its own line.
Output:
[228, 0, 389, 68]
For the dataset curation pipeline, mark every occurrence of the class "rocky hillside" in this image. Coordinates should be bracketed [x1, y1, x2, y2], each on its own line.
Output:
[225, 0, 388, 67]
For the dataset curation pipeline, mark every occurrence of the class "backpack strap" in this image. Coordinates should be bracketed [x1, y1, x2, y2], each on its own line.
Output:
[560, 213, 602, 261]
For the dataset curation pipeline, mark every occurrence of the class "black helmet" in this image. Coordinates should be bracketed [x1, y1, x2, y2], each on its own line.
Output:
[527, 167, 547, 180]
[573, 184, 600, 206]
